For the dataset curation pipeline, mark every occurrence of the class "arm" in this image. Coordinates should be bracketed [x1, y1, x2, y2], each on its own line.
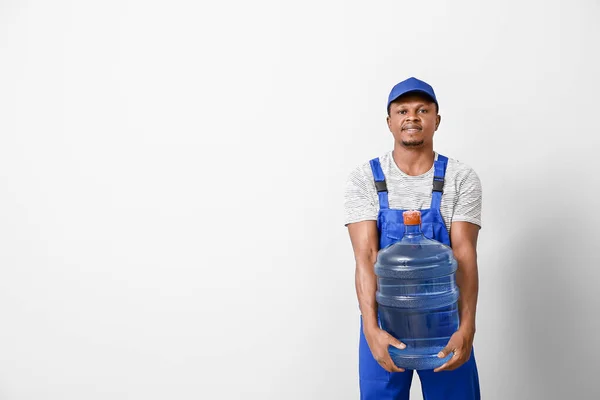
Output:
[348, 220, 380, 332]
[452, 221, 480, 336]
[348, 220, 405, 373]
[434, 221, 480, 371]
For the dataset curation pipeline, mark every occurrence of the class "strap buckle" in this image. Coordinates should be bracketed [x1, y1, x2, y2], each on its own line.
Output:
[375, 181, 388, 193]
[432, 176, 444, 192]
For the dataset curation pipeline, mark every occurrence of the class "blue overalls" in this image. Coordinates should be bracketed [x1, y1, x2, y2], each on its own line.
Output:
[359, 154, 481, 400]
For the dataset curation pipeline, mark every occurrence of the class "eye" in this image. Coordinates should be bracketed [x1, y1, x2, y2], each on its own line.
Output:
[419, 109, 427, 113]
[398, 110, 407, 115]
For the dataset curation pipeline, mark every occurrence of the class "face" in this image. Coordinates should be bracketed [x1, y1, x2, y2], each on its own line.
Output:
[387, 93, 441, 148]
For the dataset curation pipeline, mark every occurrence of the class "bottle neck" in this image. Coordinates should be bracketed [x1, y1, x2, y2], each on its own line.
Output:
[404, 224, 422, 236]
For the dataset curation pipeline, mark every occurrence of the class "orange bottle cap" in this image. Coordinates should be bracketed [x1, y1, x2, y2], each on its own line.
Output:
[403, 210, 421, 225]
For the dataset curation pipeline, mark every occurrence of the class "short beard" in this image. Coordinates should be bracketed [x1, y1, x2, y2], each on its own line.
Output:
[401, 140, 425, 147]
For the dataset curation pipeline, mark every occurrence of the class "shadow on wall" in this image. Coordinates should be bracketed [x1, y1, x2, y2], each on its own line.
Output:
[505, 188, 598, 399]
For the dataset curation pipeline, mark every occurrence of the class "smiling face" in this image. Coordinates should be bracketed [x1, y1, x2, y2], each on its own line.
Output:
[386, 92, 441, 149]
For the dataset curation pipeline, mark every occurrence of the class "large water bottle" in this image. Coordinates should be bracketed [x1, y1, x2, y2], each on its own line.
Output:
[374, 210, 459, 370]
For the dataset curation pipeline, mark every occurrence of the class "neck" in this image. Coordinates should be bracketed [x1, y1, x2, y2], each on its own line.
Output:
[404, 224, 422, 236]
[392, 145, 435, 176]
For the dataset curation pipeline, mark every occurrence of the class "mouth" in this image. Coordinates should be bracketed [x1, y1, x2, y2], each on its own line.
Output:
[402, 125, 422, 133]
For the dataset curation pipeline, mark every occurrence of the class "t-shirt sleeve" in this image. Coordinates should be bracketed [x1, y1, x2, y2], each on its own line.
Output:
[453, 167, 483, 228]
[344, 165, 379, 226]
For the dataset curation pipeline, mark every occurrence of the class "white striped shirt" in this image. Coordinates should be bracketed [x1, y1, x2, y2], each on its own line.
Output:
[344, 151, 482, 234]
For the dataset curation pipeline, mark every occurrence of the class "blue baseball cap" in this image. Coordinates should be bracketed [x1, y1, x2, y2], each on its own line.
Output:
[387, 77, 438, 113]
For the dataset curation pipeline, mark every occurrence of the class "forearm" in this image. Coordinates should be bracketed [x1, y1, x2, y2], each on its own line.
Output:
[355, 255, 379, 331]
[348, 221, 381, 333]
[455, 255, 479, 334]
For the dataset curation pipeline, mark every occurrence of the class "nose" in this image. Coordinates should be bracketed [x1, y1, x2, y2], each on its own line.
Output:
[405, 111, 420, 122]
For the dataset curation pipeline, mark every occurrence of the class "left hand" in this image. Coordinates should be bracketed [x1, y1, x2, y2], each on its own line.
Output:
[433, 328, 474, 372]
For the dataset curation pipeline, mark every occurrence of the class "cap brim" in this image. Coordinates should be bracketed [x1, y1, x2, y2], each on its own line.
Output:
[389, 89, 437, 106]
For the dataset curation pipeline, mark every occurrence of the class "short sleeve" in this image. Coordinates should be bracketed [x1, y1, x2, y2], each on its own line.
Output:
[344, 165, 378, 226]
[453, 168, 483, 228]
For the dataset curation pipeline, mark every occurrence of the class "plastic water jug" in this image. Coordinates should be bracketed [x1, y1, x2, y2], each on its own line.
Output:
[374, 210, 459, 370]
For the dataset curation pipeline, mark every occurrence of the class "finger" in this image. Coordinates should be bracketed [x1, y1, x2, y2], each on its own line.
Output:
[386, 356, 405, 373]
[376, 356, 405, 373]
[433, 361, 449, 373]
[376, 358, 389, 372]
[434, 352, 461, 372]
[384, 335, 405, 372]
[437, 344, 454, 359]
[386, 333, 406, 350]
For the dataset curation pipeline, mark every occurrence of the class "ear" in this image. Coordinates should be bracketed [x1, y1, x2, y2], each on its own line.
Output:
[435, 114, 441, 131]
[386, 115, 392, 130]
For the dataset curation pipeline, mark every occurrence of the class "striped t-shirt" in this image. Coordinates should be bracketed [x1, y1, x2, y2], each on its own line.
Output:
[344, 151, 482, 234]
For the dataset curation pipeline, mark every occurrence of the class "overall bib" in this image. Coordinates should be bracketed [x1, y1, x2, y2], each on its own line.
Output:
[359, 154, 481, 400]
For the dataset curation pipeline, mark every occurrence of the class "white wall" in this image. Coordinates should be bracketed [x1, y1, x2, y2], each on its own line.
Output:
[1, 1, 599, 399]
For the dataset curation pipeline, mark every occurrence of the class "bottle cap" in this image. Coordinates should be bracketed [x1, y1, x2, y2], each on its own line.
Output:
[403, 210, 421, 226]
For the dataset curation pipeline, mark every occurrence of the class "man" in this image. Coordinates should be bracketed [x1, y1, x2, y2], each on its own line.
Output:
[344, 77, 482, 399]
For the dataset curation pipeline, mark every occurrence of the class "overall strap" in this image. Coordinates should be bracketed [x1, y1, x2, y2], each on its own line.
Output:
[430, 154, 449, 211]
[369, 158, 389, 210]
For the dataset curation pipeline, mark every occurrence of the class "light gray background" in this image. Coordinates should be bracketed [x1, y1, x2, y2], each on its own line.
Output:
[1, 1, 599, 399]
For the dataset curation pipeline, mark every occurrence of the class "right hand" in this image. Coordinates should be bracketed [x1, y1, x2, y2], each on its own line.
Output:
[364, 325, 406, 372]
